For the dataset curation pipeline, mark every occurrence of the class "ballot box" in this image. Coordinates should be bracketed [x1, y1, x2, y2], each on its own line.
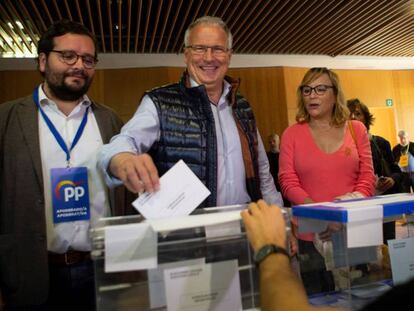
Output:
[91, 204, 290, 311]
[292, 193, 414, 310]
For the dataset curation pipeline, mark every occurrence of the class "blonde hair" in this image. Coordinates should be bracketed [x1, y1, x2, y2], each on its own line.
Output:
[296, 67, 349, 127]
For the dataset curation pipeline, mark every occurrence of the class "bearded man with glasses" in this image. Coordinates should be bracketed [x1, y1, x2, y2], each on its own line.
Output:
[0, 19, 132, 310]
[100, 16, 283, 211]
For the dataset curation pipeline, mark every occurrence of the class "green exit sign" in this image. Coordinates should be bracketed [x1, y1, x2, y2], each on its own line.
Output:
[386, 98, 393, 106]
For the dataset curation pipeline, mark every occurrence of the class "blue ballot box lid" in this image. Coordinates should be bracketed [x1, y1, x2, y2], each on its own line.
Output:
[292, 193, 414, 223]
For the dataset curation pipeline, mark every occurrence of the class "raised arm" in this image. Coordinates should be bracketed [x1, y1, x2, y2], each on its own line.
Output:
[241, 200, 340, 311]
[98, 95, 161, 193]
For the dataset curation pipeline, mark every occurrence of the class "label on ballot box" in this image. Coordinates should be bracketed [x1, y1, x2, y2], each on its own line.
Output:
[163, 260, 242, 311]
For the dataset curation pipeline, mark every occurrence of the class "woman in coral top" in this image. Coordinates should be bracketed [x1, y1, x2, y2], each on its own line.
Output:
[279, 67, 375, 294]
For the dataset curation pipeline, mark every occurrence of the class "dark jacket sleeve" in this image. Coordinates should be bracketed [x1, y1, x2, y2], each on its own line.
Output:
[392, 144, 400, 162]
[377, 137, 402, 181]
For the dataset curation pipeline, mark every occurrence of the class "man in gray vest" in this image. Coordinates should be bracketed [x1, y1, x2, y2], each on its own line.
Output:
[99, 16, 282, 208]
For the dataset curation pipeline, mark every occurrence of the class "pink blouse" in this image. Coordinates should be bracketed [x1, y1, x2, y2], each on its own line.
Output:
[279, 120, 375, 206]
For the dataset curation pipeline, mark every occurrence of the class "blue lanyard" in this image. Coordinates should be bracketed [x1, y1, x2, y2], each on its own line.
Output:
[33, 87, 90, 166]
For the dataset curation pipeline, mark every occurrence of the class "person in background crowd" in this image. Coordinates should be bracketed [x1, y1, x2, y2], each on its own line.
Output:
[278, 67, 375, 294]
[0, 20, 132, 310]
[267, 133, 281, 192]
[392, 130, 414, 192]
[347, 98, 403, 243]
[99, 16, 283, 208]
[241, 200, 414, 311]
[267, 133, 290, 206]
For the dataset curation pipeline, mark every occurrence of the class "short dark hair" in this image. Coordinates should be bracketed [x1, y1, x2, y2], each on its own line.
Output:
[37, 19, 97, 58]
[347, 98, 375, 130]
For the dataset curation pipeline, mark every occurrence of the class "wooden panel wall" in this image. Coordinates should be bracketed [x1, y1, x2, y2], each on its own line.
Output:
[0, 70, 42, 101]
[0, 66, 289, 150]
[88, 67, 184, 121]
[392, 70, 414, 141]
[228, 67, 288, 143]
[1, 66, 414, 150]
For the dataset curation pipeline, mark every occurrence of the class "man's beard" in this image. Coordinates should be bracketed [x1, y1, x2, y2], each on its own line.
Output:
[45, 66, 92, 101]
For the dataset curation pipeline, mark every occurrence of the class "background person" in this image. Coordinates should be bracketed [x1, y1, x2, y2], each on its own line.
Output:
[278, 67, 375, 294]
[347, 98, 404, 243]
[267, 132, 290, 206]
[99, 16, 283, 208]
[0, 20, 130, 310]
[267, 133, 281, 191]
[392, 130, 414, 192]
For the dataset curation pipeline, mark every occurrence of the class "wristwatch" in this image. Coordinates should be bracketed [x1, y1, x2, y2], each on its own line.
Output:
[253, 244, 289, 265]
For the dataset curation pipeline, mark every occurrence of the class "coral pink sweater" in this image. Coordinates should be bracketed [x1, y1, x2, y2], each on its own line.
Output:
[279, 120, 375, 206]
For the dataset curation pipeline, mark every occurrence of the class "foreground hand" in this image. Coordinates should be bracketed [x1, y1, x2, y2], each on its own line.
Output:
[241, 200, 287, 252]
[109, 152, 160, 193]
[334, 191, 364, 201]
[375, 177, 394, 194]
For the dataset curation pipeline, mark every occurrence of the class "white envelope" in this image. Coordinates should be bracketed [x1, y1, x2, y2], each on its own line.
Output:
[133, 160, 211, 219]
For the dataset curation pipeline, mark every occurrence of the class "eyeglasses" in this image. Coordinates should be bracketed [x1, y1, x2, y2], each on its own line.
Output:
[300, 84, 334, 96]
[50, 50, 98, 69]
[186, 45, 230, 55]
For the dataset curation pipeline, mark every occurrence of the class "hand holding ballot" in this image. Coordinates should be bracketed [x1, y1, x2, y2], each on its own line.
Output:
[133, 160, 210, 219]
[109, 152, 160, 193]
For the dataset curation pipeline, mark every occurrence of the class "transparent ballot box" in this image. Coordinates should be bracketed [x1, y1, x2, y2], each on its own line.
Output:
[292, 193, 414, 310]
[91, 205, 275, 311]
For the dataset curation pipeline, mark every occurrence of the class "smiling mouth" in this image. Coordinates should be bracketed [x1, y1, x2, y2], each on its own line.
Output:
[66, 74, 87, 82]
[200, 65, 217, 71]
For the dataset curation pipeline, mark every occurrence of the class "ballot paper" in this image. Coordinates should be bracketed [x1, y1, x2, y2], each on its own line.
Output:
[163, 260, 242, 311]
[104, 223, 157, 272]
[133, 160, 211, 219]
[388, 236, 414, 285]
[148, 258, 206, 309]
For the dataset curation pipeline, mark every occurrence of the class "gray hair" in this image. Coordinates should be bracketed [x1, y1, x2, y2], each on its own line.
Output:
[184, 16, 233, 49]
[398, 130, 408, 137]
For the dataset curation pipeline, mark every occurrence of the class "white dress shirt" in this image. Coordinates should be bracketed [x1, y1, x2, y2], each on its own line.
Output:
[38, 85, 110, 253]
[99, 79, 283, 207]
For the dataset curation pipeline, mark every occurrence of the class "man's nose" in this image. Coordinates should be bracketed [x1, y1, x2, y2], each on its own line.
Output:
[72, 56, 87, 69]
[203, 47, 214, 60]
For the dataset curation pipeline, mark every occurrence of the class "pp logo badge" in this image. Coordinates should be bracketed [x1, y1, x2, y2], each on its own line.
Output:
[51, 167, 90, 223]
[55, 180, 86, 202]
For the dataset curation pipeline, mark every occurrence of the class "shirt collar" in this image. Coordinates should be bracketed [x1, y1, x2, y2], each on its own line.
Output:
[37, 84, 91, 108]
[188, 77, 231, 99]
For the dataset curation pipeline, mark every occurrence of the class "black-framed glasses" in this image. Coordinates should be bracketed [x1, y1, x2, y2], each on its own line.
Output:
[50, 50, 98, 69]
[300, 84, 334, 96]
[186, 45, 230, 55]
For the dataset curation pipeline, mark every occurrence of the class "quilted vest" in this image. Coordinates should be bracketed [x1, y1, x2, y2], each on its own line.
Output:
[145, 73, 262, 207]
